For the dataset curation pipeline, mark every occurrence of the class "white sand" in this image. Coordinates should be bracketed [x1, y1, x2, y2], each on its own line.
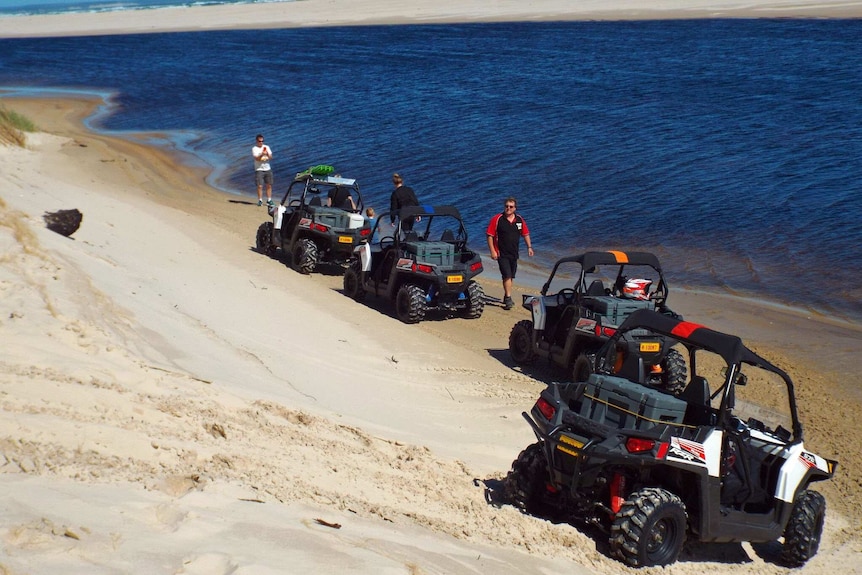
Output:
[1, 0, 862, 38]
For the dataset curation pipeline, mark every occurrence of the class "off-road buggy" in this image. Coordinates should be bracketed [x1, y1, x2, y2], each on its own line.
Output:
[509, 251, 687, 392]
[505, 309, 837, 568]
[343, 205, 485, 324]
[255, 166, 371, 274]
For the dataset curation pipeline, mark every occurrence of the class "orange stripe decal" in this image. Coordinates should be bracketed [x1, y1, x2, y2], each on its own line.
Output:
[608, 250, 629, 263]
[671, 321, 705, 338]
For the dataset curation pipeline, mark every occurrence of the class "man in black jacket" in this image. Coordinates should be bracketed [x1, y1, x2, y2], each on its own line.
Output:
[389, 173, 419, 228]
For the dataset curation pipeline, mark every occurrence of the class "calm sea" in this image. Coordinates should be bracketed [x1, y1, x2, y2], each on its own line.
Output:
[1, 11, 860, 325]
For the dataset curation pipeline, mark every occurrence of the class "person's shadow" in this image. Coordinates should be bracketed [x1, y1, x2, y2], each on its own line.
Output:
[229, 199, 258, 206]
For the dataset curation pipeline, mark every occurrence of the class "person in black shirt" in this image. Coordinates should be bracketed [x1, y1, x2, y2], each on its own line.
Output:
[486, 197, 534, 310]
[389, 173, 420, 227]
[327, 185, 355, 210]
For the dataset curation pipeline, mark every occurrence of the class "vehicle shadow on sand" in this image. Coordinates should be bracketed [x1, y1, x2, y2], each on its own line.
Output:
[331, 284, 481, 324]
[485, 348, 566, 383]
[477, 476, 776, 567]
[248, 246, 347, 277]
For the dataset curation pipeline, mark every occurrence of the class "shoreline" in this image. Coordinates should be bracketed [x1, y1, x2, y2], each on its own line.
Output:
[2, 95, 860, 572]
[5, 89, 862, 333]
[1, 0, 862, 38]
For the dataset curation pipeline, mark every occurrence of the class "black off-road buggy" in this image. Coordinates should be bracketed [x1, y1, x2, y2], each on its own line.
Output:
[343, 205, 485, 324]
[505, 309, 837, 568]
[255, 166, 372, 274]
[509, 251, 687, 392]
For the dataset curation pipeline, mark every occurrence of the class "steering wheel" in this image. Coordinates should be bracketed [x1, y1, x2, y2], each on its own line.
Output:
[379, 236, 395, 249]
[557, 288, 577, 306]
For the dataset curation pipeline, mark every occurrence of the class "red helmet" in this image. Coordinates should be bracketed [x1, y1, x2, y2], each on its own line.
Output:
[622, 278, 652, 300]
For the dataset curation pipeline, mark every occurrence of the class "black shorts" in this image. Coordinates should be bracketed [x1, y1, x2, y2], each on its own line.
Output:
[498, 255, 518, 280]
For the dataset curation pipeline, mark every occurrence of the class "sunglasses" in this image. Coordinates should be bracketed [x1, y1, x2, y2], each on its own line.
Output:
[504, 204, 516, 209]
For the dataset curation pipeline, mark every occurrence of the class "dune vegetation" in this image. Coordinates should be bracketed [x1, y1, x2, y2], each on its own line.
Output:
[0, 105, 35, 146]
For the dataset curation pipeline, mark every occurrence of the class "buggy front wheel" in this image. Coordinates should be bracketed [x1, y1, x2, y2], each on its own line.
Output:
[780, 490, 826, 566]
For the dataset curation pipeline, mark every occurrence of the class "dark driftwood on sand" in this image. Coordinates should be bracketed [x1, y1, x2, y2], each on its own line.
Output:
[43, 209, 83, 237]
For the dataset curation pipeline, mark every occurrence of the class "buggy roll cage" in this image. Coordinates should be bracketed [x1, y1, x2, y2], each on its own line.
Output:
[541, 251, 669, 306]
[597, 309, 804, 442]
[279, 171, 364, 213]
[374, 205, 470, 244]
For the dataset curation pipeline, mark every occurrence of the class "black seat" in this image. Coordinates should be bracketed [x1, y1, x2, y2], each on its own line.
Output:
[680, 376, 710, 406]
[681, 376, 715, 426]
[586, 279, 606, 296]
[308, 196, 322, 206]
[441, 229, 455, 242]
[404, 231, 419, 242]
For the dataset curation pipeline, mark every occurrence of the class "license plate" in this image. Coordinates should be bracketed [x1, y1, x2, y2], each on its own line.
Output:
[447, 275, 463, 283]
[338, 236, 353, 244]
[640, 342, 661, 352]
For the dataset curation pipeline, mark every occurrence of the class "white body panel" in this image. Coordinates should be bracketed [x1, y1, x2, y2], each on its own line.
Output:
[356, 242, 372, 272]
[274, 205, 287, 229]
[527, 295, 546, 330]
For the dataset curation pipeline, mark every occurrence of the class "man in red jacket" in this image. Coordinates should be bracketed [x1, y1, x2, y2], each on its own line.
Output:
[486, 197, 534, 310]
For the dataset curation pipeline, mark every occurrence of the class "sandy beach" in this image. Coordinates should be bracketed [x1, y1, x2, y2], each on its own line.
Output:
[1, 2, 861, 572]
[1, 0, 862, 38]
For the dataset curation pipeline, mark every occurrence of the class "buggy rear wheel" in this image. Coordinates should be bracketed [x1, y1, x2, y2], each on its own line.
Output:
[572, 353, 593, 382]
[460, 280, 485, 319]
[292, 238, 318, 275]
[509, 320, 537, 364]
[395, 283, 426, 324]
[609, 487, 686, 567]
[255, 222, 277, 257]
[505, 442, 552, 517]
[343, 260, 366, 302]
[658, 348, 687, 394]
[780, 490, 826, 567]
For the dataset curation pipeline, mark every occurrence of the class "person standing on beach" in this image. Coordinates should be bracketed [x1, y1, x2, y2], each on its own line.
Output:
[487, 197, 534, 310]
[252, 134, 273, 207]
[389, 173, 419, 228]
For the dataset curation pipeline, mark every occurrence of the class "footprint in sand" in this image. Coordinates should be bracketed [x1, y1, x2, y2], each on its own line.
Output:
[175, 552, 237, 574]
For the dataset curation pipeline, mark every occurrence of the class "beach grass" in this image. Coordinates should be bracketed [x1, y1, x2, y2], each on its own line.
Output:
[0, 106, 36, 146]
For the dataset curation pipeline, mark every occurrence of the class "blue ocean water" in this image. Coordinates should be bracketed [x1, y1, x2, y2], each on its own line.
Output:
[1, 17, 861, 324]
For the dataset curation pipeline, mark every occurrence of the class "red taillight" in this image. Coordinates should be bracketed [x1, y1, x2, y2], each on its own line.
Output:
[470, 261, 483, 272]
[360, 228, 371, 237]
[625, 437, 656, 453]
[535, 397, 556, 420]
[413, 263, 434, 274]
[610, 473, 626, 513]
[311, 222, 329, 233]
[594, 324, 616, 338]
